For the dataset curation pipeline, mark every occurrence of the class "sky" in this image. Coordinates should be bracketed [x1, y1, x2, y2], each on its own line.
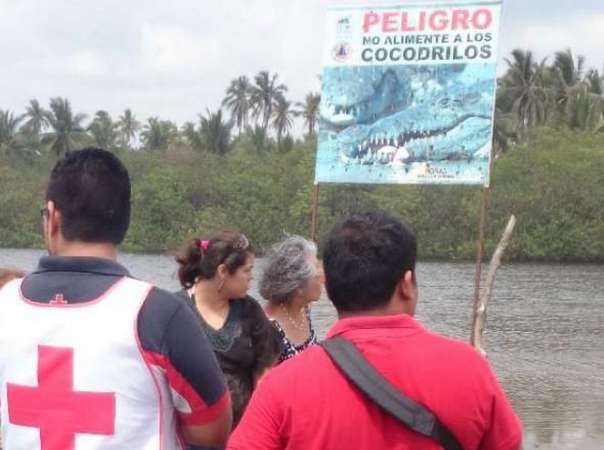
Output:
[1, 0, 603, 126]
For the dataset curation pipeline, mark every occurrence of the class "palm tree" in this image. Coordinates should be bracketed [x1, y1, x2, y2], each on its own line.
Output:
[88, 110, 117, 149]
[22, 99, 49, 137]
[42, 98, 87, 156]
[492, 107, 518, 154]
[271, 94, 294, 144]
[552, 49, 590, 118]
[250, 71, 287, 134]
[585, 69, 603, 95]
[500, 49, 551, 135]
[117, 109, 141, 149]
[182, 122, 203, 151]
[565, 89, 604, 132]
[554, 48, 586, 89]
[200, 109, 233, 155]
[551, 50, 604, 130]
[141, 117, 175, 151]
[0, 110, 24, 157]
[296, 92, 321, 137]
[222, 76, 251, 134]
[582, 69, 604, 131]
[245, 125, 268, 154]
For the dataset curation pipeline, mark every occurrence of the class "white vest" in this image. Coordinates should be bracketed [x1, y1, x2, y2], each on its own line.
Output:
[0, 277, 184, 450]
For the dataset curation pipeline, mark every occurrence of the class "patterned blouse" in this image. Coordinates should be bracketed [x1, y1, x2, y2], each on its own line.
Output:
[271, 307, 318, 363]
[175, 291, 282, 426]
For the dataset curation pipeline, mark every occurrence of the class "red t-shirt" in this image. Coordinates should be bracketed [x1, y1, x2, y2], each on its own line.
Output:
[228, 314, 522, 450]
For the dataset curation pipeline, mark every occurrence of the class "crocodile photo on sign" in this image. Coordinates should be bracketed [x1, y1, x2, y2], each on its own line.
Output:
[316, 63, 496, 184]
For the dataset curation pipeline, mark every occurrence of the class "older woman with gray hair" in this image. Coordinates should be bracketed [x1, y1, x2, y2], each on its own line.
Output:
[260, 235, 324, 363]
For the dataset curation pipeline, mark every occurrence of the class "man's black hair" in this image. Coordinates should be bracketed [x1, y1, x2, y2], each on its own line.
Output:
[322, 211, 417, 314]
[46, 147, 131, 245]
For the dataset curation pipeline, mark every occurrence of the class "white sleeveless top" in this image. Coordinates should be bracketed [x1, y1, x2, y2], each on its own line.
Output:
[0, 277, 185, 450]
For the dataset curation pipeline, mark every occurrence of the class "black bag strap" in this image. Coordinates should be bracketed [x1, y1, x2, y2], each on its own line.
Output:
[321, 337, 463, 450]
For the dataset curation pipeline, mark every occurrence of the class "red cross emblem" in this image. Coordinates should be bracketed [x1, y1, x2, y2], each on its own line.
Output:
[7, 345, 116, 450]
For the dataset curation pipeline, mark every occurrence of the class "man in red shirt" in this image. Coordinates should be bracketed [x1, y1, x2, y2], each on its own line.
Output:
[228, 211, 522, 450]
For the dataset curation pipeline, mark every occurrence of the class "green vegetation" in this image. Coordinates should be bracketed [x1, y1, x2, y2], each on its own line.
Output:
[0, 52, 602, 262]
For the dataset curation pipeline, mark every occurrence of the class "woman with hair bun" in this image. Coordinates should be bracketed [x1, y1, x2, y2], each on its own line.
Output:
[260, 236, 324, 363]
[175, 231, 282, 432]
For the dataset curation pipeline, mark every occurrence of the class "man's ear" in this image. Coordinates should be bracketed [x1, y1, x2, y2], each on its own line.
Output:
[400, 270, 415, 301]
[46, 201, 62, 238]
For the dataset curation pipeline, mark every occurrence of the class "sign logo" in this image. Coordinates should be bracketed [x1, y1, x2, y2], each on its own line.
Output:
[336, 16, 352, 34]
[332, 43, 352, 63]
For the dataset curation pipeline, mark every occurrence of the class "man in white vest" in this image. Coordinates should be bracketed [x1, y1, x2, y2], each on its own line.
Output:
[0, 148, 232, 450]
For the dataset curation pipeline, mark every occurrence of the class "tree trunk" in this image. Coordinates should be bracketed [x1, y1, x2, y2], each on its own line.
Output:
[471, 215, 517, 356]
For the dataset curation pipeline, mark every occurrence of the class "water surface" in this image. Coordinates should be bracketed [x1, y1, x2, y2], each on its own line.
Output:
[2, 249, 602, 449]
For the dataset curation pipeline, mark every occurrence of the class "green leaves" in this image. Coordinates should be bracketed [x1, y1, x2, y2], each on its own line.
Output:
[295, 92, 321, 138]
[0, 110, 25, 158]
[498, 48, 604, 136]
[0, 165, 44, 247]
[490, 128, 604, 262]
[43, 97, 88, 156]
[0, 129, 602, 262]
[140, 117, 178, 151]
[199, 109, 233, 155]
[88, 110, 118, 149]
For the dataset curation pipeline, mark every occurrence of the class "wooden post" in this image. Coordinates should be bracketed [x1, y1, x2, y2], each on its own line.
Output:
[310, 183, 320, 242]
[470, 186, 490, 346]
[471, 215, 517, 355]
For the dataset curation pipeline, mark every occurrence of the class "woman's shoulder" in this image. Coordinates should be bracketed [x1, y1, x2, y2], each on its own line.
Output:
[237, 295, 265, 314]
[231, 296, 273, 329]
[173, 288, 196, 309]
[173, 289, 204, 323]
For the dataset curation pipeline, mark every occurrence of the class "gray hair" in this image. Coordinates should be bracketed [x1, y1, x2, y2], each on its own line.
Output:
[259, 235, 318, 303]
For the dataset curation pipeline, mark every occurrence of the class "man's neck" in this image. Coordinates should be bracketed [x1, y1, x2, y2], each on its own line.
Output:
[53, 241, 118, 260]
[338, 302, 414, 320]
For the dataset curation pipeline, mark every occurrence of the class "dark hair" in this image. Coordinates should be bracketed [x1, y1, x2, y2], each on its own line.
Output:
[46, 147, 131, 244]
[322, 211, 417, 314]
[176, 231, 254, 289]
